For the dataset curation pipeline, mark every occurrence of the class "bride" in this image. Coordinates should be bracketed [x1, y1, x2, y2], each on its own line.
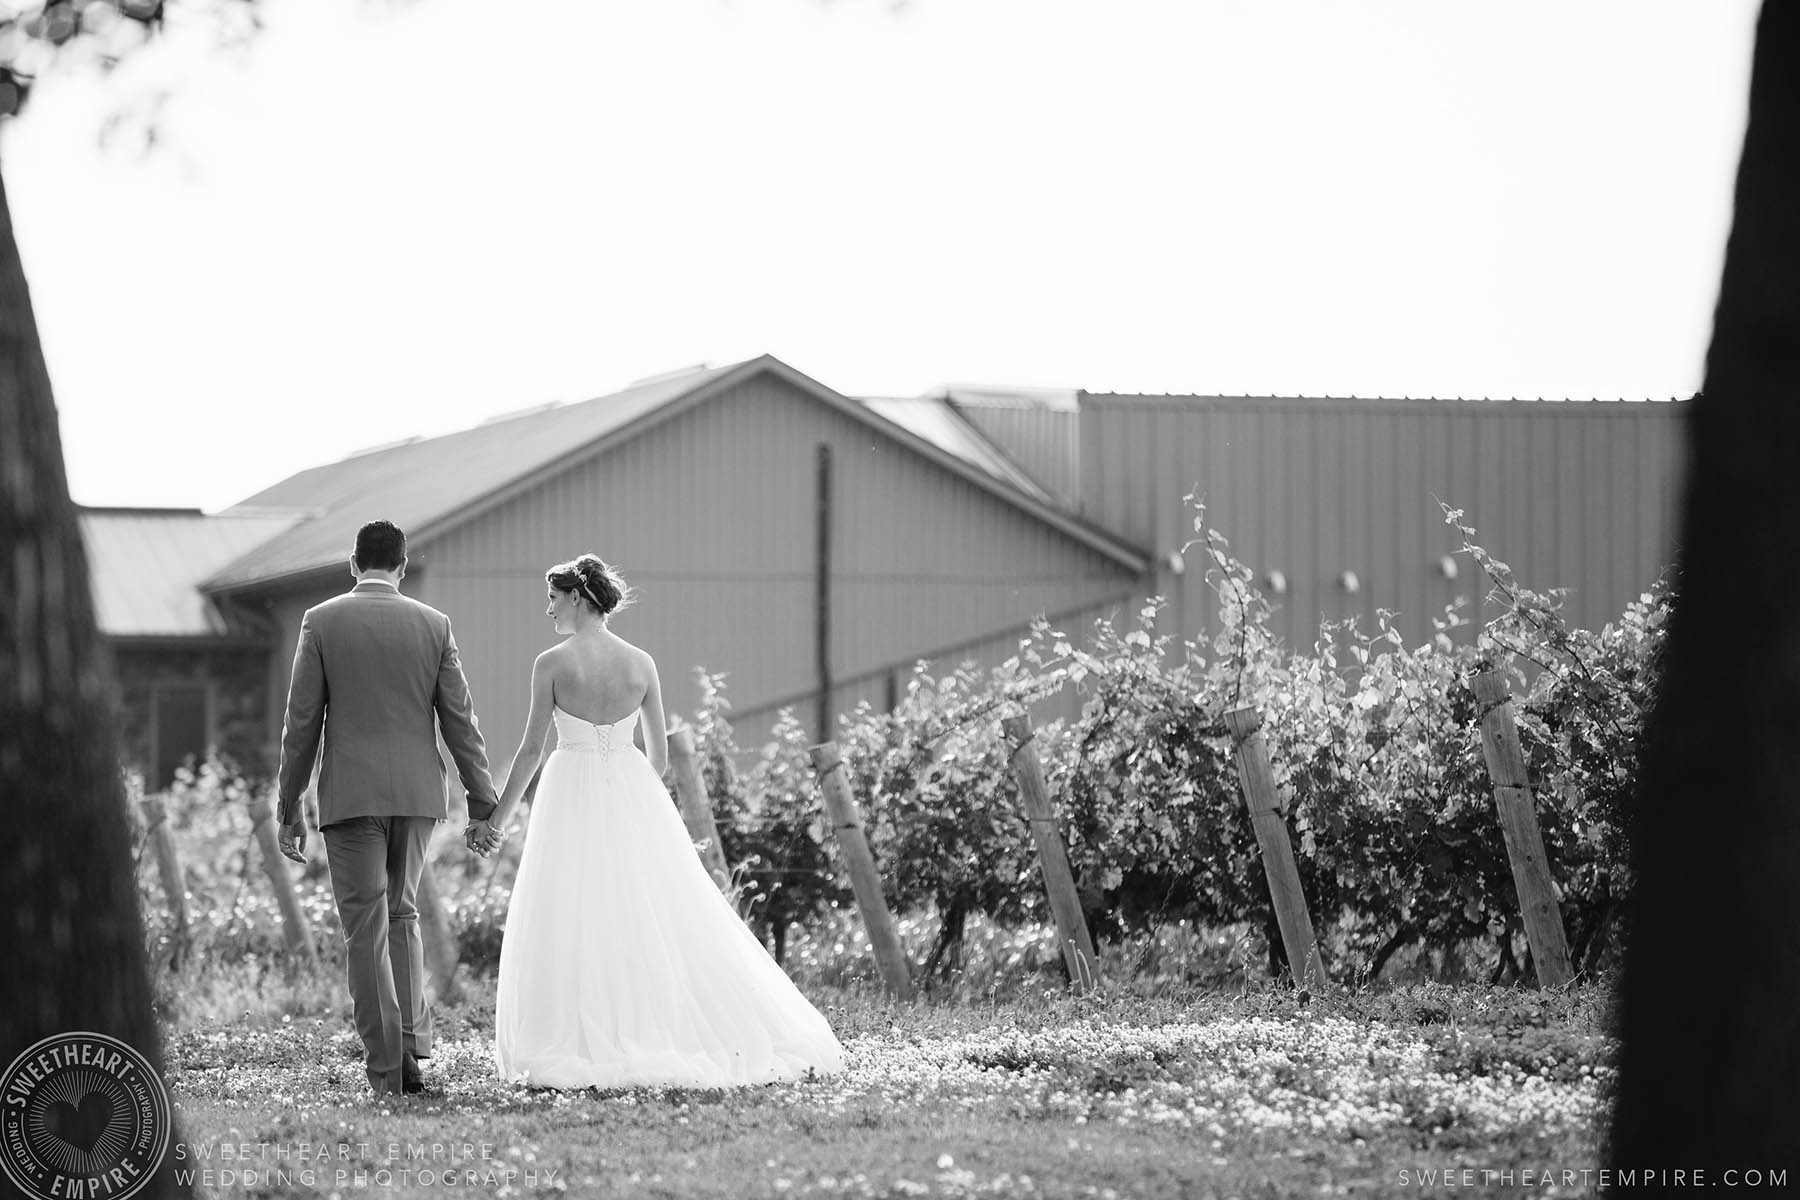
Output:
[475, 554, 845, 1088]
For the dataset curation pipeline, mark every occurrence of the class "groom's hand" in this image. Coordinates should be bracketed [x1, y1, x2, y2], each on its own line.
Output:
[464, 819, 501, 857]
[278, 820, 308, 864]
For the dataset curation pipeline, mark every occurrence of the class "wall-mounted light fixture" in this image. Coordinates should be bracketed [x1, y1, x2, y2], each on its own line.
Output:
[1339, 570, 1361, 594]
[1264, 569, 1288, 595]
[1436, 555, 1459, 580]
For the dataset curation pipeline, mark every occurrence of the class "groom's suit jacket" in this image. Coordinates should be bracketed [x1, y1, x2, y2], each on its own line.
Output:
[276, 579, 499, 828]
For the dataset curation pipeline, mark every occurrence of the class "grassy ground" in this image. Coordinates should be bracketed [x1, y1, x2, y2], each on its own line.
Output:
[160, 956, 1616, 1200]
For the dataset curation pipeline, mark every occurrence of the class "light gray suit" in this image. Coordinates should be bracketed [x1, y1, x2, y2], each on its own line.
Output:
[276, 578, 498, 1093]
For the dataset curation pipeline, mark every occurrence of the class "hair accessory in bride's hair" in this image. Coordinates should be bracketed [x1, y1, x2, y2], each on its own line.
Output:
[546, 554, 633, 616]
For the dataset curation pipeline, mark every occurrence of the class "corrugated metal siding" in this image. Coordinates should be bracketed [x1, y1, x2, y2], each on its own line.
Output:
[214, 364, 742, 588]
[1078, 396, 1685, 651]
[953, 404, 1083, 510]
[711, 595, 1122, 751]
[720, 594, 1129, 750]
[419, 375, 1141, 765]
[857, 397, 1054, 501]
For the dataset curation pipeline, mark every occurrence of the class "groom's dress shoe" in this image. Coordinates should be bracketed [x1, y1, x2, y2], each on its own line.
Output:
[402, 1052, 425, 1094]
[367, 1067, 405, 1098]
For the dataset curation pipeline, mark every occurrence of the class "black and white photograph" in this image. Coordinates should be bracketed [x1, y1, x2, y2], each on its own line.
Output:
[2, 1, 1795, 1196]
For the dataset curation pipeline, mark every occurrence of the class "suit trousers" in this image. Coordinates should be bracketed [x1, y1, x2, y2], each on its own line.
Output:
[323, 815, 437, 1093]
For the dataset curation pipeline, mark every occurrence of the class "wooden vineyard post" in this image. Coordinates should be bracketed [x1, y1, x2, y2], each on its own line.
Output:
[140, 795, 191, 970]
[1223, 707, 1330, 997]
[1469, 670, 1574, 988]
[1001, 715, 1100, 994]
[808, 742, 915, 999]
[245, 793, 317, 963]
[668, 727, 732, 891]
[416, 862, 463, 1003]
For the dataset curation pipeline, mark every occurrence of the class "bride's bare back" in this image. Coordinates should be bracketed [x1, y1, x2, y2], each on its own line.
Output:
[487, 627, 671, 837]
[549, 630, 653, 727]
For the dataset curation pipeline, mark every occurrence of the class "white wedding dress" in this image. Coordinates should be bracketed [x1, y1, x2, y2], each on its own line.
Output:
[494, 706, 845, 1089]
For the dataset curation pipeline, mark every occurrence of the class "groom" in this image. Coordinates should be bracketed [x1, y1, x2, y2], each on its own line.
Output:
[275, 519, 503, 1097]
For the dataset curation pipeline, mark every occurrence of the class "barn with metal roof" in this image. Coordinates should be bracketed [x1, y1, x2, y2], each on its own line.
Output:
[77, 507, 307, 785]
[82, 354, 1685, 793]
[159, 355, 1147, 786]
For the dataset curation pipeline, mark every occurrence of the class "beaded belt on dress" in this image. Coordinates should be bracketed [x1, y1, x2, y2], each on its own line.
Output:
[558, 725, 620, 756]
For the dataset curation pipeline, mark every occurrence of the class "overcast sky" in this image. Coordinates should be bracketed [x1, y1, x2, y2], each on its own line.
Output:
[1, 0, 1760, 512]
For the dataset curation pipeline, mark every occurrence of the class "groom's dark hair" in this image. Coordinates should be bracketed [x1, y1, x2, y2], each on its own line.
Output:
[353, 520, 407, 571]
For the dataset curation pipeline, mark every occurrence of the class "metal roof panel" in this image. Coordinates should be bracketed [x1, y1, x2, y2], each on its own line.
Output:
[207, 363, 742, 589]
[78, 508, 307, 637]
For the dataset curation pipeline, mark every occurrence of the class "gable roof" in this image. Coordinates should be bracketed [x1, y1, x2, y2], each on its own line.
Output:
[79, 507, 308, 638]
[856, 395, 1056, 503]
[203, 362, 744, 590]
[938, 384, 1081, 412]
[205, 355, 1149, 591]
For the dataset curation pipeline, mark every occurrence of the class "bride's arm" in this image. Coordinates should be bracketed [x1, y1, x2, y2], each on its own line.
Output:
[641, 657, 669, 777]
[492, 650, 557, 832]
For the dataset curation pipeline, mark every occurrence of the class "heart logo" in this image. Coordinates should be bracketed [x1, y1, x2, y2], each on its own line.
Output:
[45, 1092, 114, 1154]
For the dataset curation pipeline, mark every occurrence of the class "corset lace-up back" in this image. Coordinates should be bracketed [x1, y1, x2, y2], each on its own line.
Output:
[553, 707, 640, 759]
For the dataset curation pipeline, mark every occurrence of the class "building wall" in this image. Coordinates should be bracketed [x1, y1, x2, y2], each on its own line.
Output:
[1074, 396, 1686, 651]
[256, 573, 365, 759]
[954, 402, 1084, 509]
[415, 373, 1142, 769]
[241, 389, 1688, 779]
[107, 643, 275, 785]
[720, 592, 1129, 749]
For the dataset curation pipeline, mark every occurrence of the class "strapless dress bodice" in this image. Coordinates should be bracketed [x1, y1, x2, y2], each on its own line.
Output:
[553, 707, 640, 757]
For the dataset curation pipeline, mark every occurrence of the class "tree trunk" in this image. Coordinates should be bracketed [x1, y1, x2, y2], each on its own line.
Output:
[0, 166, 190, 1197]
[1489, 932, 1521, 987]
[1368, 926, 1415, 983]
[1263, 912, 1285, 979]
[920, 902, 968, 984]
[1610, 1, 1800, 1174]
[1580, 902, 1614, 977]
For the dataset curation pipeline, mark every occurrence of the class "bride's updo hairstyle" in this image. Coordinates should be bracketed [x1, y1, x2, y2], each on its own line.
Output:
[547, 554, 634, 617]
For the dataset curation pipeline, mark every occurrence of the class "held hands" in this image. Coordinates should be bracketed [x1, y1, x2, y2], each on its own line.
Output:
[278, 820, 308, 864]
[464, 818, 504, 857]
